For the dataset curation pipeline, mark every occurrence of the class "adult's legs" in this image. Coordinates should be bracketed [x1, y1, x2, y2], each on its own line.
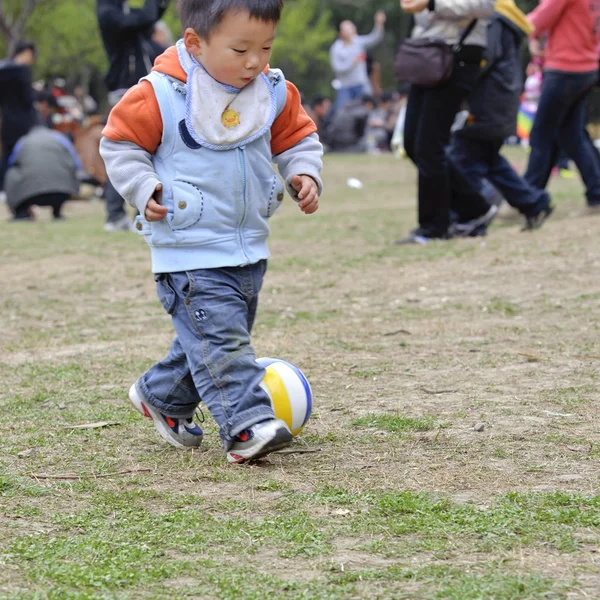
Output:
[30, 192, 70, 219]
[555, 77, 600, 205]
[525, 70, 599, 201]
[489, 152, 550, 216]
[447, 135, 494, 221]
[104, 178, 128, 226]
[556, 148, 570, 170]
[408, 61, 482, 237]
[333, 85, 365, 114]
[0, 135, 19, 191]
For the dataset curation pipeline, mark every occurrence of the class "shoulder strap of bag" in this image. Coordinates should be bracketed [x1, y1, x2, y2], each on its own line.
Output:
[453, 19, 478, 53]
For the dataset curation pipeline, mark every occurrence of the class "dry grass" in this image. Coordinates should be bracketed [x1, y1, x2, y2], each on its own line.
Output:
[1, 150, 599, 599]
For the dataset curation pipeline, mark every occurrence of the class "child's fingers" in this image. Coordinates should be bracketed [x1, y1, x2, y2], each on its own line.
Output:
[300, 196, 319, 214]
[145, 199, 168, 221]
[298, 186, 317, 207]
[145, 209, 165, 222]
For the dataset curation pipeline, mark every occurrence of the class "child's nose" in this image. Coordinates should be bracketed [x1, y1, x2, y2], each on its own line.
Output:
[245, 56, 259, 70]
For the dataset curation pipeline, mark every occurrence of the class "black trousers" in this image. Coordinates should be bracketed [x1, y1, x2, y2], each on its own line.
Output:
[13, 192, 70, 220]
[404, 55, 490, 237]
[0, 136, 19, 191]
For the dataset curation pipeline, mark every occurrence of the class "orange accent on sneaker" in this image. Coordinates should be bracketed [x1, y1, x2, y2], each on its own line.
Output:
[229, 453, 245, 463]
[166, 416, 176, 428]
[238, 431, 250, 442]
[141, 403, 152, 419]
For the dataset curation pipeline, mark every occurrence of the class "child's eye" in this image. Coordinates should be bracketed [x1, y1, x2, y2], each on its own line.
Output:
[263, 47, 272, 51]
[232, 49, 246, 54]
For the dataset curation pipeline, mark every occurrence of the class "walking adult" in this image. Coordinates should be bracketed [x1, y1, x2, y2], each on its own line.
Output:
[0, 41, 37, 192]
[397, 0, 495, 244]
[330, 11, 386, 113]
[524, 0, 600, 208]
[96, 0, 170, 231]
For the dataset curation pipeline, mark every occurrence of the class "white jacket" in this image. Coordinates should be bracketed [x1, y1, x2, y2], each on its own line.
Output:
[412, 0, 495, 47]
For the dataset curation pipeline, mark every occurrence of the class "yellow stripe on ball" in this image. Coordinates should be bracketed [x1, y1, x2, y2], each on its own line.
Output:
[262, 367, 293, 432]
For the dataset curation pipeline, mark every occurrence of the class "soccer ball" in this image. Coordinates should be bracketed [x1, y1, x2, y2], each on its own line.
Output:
[257, 357, 312, 436]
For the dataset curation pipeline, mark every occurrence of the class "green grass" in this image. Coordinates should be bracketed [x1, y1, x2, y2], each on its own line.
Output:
[352, 413, 438, 433]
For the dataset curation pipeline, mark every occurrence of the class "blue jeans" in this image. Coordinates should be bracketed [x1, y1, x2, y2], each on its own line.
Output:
[525, 70, 600, 206]
[138, 261, 275, 448]
[449, 135, 550, 217]
[333, 84, 366, 113]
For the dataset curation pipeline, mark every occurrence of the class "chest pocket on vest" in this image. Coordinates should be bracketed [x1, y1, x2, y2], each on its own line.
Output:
[170, 180, 204, 230]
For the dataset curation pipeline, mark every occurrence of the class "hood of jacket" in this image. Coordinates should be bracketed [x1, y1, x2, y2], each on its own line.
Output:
[495, 0, 533, 37]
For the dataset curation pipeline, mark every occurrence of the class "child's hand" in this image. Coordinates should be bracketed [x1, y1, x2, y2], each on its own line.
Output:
[145, 184, 168, 221]
[291, 175, 319, 215]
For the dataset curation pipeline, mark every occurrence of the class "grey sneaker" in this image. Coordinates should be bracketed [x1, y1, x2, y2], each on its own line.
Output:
[450, 205, 498, 237]
[128, 383, 203, 449]
[227, 419, 293, 464]
[103, 215, 133, 232]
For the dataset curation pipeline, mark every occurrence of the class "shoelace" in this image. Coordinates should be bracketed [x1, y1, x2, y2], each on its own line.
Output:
[194, 406, 205, 425]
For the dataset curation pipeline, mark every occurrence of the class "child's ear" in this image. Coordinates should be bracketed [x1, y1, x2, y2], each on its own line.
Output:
[183, 28, 203, 56]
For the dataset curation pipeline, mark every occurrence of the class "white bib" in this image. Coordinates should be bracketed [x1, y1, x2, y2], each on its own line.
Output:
[176, 40, 276, 151]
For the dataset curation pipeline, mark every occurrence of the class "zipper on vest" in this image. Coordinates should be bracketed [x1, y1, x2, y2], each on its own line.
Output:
[237, 146, 250, 263]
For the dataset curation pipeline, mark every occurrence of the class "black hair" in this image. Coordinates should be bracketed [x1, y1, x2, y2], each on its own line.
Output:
[36, 90, 59, 109]
[177, 0, 284, 38]
[361, 94, 377, 107]
[11, 40, 36, 59]
[379, 91, 394, 104]
[310, 95, 331, 109]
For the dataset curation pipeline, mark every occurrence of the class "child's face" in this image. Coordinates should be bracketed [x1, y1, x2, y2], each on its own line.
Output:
[184, 10, 277, 88]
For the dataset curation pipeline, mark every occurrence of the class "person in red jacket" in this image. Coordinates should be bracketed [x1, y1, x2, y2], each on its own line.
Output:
[524, 0, 600, 208]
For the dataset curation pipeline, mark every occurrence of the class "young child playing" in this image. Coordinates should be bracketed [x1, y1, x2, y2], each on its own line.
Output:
[100, 0, 323, 464]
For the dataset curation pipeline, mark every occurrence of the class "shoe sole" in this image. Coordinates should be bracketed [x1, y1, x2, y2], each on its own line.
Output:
[227, 427, 293, 464]
[128, 384, 199, 450]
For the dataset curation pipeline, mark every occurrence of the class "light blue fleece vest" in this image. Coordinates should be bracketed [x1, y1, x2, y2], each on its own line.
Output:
[134, 69, 288, 274]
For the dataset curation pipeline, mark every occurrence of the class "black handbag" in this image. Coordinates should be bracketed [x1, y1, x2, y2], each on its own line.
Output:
[394, 19, 478, 88]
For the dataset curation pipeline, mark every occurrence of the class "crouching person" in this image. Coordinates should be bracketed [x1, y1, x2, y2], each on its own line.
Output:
[6, 126, 82, 221]
[449, 0, 553, 233]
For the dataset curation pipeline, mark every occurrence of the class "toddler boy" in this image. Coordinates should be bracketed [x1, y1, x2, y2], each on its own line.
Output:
[100, 0, 323, 463]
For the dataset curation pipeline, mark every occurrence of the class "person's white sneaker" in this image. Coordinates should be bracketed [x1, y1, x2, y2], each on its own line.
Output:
[227, 419, 293, 464]
[128, 383, 203, 449]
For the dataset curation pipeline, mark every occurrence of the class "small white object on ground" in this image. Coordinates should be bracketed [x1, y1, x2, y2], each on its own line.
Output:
[473, 422, 485, 432]
[542, 410, 574, 417]
[347, 178, 364, 190]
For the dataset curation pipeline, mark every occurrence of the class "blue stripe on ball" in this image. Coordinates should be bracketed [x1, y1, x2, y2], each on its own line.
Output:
[274, 358, 312, 426]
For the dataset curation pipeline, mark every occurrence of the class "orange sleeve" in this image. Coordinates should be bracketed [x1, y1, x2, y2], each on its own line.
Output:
[102, 80, 163, 154]
[270, 81, 317, 156]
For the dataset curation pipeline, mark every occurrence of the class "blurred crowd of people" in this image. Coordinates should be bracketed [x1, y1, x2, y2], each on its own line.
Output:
[1, 0, 599, 242]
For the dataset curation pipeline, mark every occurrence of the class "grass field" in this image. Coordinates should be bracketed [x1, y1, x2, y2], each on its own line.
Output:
[1, 150, 599, 599]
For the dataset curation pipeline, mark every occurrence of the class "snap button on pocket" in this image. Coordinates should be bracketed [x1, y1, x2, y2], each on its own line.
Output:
[178, 201, 187, 210]
[136, 222, 143, 231]
[277, 192, 284, 202]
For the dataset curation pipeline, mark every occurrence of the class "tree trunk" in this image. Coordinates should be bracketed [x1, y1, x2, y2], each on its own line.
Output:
[0, 0, 40, 57]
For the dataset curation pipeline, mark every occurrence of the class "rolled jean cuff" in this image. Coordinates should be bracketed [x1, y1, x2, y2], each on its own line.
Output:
[221, 407, 276, 450]
[137, 377, 198, 419]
